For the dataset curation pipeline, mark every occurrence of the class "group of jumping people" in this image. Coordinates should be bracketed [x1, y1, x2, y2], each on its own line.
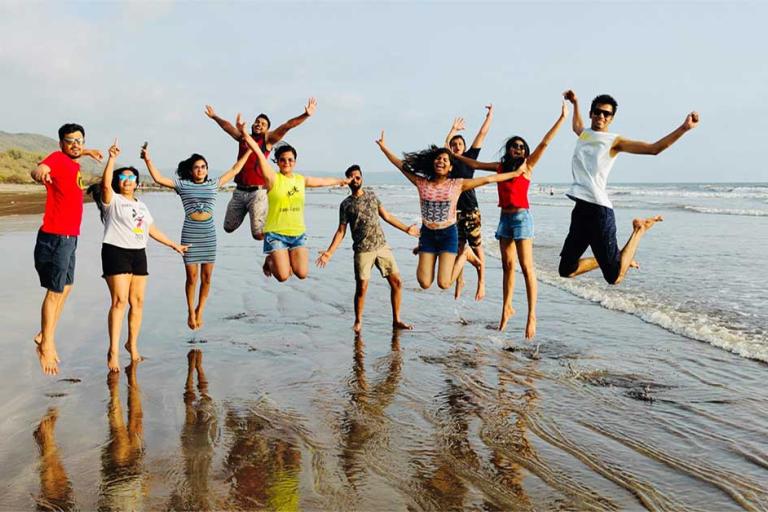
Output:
[29, 92, 699, 375]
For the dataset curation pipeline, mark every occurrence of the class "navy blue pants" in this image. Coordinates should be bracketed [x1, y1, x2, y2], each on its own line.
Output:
[558, 199, 621, 284]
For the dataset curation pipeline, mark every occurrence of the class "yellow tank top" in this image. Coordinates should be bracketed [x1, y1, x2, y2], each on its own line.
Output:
[264, 172, 306, 236]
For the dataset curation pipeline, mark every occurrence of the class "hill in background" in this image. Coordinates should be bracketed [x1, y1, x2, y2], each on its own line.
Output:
[0, 131, 101, 183]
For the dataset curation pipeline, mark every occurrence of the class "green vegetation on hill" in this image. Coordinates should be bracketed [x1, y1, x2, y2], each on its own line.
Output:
[0, 148, 46, 183]
[0, 130, 100, 183]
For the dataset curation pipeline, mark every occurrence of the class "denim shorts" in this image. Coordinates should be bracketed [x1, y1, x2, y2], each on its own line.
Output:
[495, 209, 534, 240]
[34, 230, 78, 292]
[419, 224, 459, 254]
[263, 232, 307, 253]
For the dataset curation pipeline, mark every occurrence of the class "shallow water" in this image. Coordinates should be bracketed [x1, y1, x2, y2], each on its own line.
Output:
[1, 183, 766, 510]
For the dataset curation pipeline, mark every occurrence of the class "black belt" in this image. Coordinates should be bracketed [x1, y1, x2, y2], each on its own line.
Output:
[236, 185, 265, 191]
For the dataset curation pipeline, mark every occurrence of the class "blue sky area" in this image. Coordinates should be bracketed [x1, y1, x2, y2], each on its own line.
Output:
[2, 1, 766, 182]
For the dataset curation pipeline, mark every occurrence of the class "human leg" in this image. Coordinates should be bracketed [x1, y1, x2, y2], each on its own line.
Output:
[558, 202, 595, 278]
[417, 253, 437, 289]
[268, 250, 293, 282]
[353, 279, 369, 334]
[453, 239, 467, 299]
[386, 273, 412, 330]
[184, 264, 199, 329]
[437, 252, 459, 290]
[289, 247, 309, 280]
[247, 189, 268, 240]
[106, 274, 132, 372]
[498, 239, 518, 331]
[516, 239, 537, 339]
[195, 263, 215, 328]
[611, 216, 662, 285]
[222, 190, 248, 233]
[126, 275, 148, 361]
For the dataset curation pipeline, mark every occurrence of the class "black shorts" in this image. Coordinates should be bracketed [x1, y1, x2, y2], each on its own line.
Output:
[457, 209, 483, 248]
[558, 199, 621, 284]
[101, 243, 148, 278]
[34, 230, 78, 292]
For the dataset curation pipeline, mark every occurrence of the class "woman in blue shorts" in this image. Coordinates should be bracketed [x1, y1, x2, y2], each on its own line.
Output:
[143, 145, 250, 330]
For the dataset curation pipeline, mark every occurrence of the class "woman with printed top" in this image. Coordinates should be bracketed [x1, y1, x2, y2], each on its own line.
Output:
[237, 114, 350, 282]
[142, 145, 251, 330]
[452, 100, 569, 339]
[89, 140, 187, 372]
[375, 131, 524, 292]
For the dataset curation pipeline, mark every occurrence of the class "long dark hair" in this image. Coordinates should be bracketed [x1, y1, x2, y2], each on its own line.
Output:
[499, 136, 530, 173]
[87, 166, 140, 223]
[403, 145, 455, 179]
[176, 153, 208, 181]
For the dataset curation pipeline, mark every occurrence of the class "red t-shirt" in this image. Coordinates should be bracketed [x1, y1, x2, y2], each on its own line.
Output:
[497, 163, 530, 209]
[235, 134, 270, 187]
[40, 151, 83, 236]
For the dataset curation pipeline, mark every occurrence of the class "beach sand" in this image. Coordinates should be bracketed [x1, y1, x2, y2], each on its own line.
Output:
[1, 188, 766, 511]
[0, 184, 46, 216]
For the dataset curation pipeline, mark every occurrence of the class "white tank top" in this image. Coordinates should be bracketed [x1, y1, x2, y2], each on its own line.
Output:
[566, 128, 619, 208]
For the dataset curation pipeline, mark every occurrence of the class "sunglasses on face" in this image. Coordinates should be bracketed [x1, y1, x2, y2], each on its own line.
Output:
[591, 108, 614, 118]
[510, 142, 526, 150]
[62, 137, 84, 145]
[119, 174, 137, 182]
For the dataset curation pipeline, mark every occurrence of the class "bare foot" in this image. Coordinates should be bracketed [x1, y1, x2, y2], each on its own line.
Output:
[195, 308, 204, 329]
[353, 321, 362, 334]
[475, 280, 486, 301]
[632, 215, 663, 232]
[498, 304, 516, 332]
[393, 320, 413, 330]
[107, 349, 121, 372]
[262, 257, 273, 277]
[187, 311, 197, 330]
[454, 275, 464, 300]
[37, 342, 60, 376]
[525, 315, 537, 340]
[124, 341, 142, 362]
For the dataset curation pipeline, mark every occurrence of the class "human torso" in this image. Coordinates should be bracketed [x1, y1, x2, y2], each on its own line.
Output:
[453, 147, 481, 211]
[174, 178, 218, 221]
[236, 134, 269, 187]
[340, 189, 387, 253]
[40, 151, 83, 236]
[103, 193, 154, 249]
[497, 163, 531, 210]
[416, 177, 464, 229]
[264, 173, 305, 236]
[567, 128, 619, 208]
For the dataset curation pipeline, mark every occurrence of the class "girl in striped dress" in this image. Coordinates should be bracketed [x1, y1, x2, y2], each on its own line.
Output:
[142, 146, 251, 329]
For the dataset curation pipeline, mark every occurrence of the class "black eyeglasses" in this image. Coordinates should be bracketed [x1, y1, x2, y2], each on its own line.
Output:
[591, 108, 614, 118]
[510, 142, 526, 150]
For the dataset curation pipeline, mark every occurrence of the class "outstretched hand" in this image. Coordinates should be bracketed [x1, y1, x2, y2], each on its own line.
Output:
[451, 117, 465, 132]
[108, 138, 120, 159]
[140, 143, 150, 161]
[563, 89, 577, 104]
[83, 149, 104, 162]
[305, 97, 317, 116]
[204, 105, 217, 119]
[375, 130, 386, 149]
[485, 104, 494, 116]
[406, 223, 420, 237]
[560, 99, 570, 118]
[683, 111, 700, 131]
[316, 251, 331, 268]
[236, 113, 247, 134]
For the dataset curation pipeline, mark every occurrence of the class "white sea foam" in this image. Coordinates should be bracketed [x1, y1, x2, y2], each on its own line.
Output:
[537, 269, 768, 363]
[679, 205, 768, 217]
[610, 186, 768, 200]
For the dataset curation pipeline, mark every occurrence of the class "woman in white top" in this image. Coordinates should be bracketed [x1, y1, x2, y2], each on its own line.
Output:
[91, 140, 187, 372]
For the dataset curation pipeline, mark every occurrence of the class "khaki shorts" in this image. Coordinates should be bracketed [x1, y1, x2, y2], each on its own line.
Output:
[354, 246, 399, 281]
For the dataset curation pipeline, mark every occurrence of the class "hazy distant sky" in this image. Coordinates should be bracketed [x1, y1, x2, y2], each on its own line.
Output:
[2, 1, 766, 182]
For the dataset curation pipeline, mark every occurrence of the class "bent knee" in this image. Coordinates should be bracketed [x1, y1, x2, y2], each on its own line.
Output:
[275, 272, 291, 282]
[417, 278, 432, 289]
[437, 279, 451, 290]
[558, 260, 576, 278]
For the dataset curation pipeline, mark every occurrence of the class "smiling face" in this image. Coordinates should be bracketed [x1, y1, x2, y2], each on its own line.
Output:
[589, 103, 615, 131]
[276, 150, 296, 175]
[118, 169, 138, 195]
[251, 116, 269, 135]
[433, 151, 453, 177]
[506, 138, 528, 159]
[191, 159, 208, 183]
[59, 130, 84, 159]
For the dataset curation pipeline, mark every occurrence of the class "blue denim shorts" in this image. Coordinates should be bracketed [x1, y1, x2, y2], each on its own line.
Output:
[34, 230, 78, 292]
[263, 232, 307, 253]
[495, 209, 534, 240]
[419, 224, 459, 254]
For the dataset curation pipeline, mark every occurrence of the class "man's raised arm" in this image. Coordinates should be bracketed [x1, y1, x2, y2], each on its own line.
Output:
[268, 97, 317, 144]
[613, 112, 700, 156]
[205, 105, 240, 141]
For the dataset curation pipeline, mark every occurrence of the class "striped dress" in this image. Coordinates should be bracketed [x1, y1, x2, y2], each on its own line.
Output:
[174, 178, 218, 264]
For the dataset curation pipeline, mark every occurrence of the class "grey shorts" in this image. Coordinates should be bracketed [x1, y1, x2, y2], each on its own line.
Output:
[223, 188, 268, 238]
[34, 230, 77, 292]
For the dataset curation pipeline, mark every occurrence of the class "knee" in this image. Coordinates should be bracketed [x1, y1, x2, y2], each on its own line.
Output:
[417, 276, 432, 289]
[502, 259, 516, 272]
[200, 273, 213, 286]
[437, 278, 451, 290]
[223, 225, 236, 233]
[294, 270, 308, 280]
[112, 295, 128, 310]
[558, 260, 575, 278]
[275, 271, 291, 282]
[389, 275, 402, 289]
[129, 295, 144, 310]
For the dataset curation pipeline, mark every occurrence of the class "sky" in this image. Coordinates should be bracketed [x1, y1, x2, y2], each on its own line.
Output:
[2, 0, 766, 182]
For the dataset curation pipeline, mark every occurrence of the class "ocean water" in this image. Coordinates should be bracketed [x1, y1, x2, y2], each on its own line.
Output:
[0, 181, 766, 510]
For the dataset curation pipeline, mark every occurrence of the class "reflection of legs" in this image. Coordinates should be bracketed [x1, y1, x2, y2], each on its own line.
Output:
[289, 247, 309, 279]
[417, 253, 437, 289]
[516, 239, 537, 339]
[387, 273, 412, 330]
[106, 275, 131, 372]
[33, 408, 75, 511]
[195, 263, 214, 329]
[126, 276, 147, 361]
[184, 264, 199, 330]
[499, 239, 517, 332]
[353, 279, 368, 334]
[37, 286, 71, 376]
[268, 250, 292, 282]
[126, 362, 143, 443]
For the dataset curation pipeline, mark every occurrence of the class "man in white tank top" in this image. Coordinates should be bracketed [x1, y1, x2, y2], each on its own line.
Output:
[558, 90, 699, 285]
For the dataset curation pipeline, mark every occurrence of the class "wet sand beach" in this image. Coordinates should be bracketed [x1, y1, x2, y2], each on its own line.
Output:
[1, 184, 767, 510]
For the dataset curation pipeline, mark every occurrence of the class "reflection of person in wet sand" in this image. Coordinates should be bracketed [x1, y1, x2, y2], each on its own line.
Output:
[97, 362, 146, 511]
[558, 90, 699, 285]
[168, 349, 218, 511]
[339, 332, 403, 489]
[33, 408, 76, 511]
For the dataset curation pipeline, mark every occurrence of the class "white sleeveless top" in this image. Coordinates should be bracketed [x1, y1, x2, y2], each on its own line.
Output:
[103, 193, 154, 249]
[566, 128, 619, 208]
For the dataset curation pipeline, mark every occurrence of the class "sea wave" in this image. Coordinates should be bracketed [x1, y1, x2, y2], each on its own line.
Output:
[610, 186, 768, 200]
[537, 269, 768, 363]
[679, 205, 768, 217]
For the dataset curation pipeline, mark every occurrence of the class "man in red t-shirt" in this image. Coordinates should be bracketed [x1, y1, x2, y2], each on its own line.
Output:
[31, 123, 103, 376]
[204, 97, 317, 240]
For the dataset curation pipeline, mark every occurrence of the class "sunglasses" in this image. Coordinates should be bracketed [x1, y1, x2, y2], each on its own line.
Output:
[62, 137, 84, 145]
[591, 108, 614, 118]
[510, 142, 526, 150]
[119, 174, 137, 182]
